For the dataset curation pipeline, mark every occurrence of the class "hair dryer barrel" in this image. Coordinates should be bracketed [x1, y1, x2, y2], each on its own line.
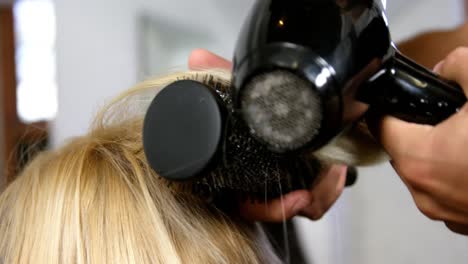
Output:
[233, 43, 344, 153]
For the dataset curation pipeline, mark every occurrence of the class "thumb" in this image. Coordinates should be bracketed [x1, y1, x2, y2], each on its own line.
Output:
[188, 49, 232, 71]
[434, 47, 468, 96]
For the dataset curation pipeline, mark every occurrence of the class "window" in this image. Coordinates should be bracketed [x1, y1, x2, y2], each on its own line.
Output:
[14, 0, 57, 123]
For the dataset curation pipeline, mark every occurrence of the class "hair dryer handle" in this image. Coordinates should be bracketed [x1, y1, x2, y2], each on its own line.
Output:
[360, 52, 467, 125]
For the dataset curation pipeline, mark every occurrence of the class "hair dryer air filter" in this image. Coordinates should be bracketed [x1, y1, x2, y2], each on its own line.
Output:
[242, 70, 323, 153]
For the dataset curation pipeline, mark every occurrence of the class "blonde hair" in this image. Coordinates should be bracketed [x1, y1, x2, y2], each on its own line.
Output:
[0, 70, 383, 264]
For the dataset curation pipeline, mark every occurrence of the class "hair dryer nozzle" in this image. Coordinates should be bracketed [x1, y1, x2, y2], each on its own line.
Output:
[233, 42, 343, 153]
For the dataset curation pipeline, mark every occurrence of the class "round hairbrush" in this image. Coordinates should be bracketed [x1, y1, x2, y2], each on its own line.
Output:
[142, 79, 320, 200]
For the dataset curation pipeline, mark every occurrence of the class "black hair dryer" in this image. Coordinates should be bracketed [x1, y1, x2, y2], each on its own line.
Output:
[232, 0, 467, 153]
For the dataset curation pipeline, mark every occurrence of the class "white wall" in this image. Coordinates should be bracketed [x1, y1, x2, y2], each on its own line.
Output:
[53, 0, 253, 145]
[388, 0, 465, 42]
[53, 0, 138, 144]
[53, 0, 468, 263]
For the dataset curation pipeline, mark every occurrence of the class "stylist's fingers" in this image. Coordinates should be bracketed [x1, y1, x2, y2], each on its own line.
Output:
[299, 165, 347, 220]
[188, 49, 232, 70]
[239, 190, 311, 222]
[239, 165, 347, 222]
[371, 115, 433, 159]
[434, 47, 468, 95]
[370, 47, 468, 162]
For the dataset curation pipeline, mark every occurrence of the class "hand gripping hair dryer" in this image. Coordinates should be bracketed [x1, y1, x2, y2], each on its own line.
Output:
[232, 0, 467, 153]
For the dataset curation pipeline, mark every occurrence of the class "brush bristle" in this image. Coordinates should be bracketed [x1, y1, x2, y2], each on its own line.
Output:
[192, 115, 320, 201]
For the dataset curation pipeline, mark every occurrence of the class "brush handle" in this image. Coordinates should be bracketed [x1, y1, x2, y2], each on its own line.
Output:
[361, 52, 467, 125]
[345, 166, 358, 187]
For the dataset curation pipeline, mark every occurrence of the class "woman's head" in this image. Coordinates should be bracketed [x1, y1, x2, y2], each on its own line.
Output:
[0, 69, 383, 263]
[0, 70, 279, 264]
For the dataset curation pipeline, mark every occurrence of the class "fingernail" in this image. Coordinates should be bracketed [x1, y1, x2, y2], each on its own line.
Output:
[433, 60, 445, 74]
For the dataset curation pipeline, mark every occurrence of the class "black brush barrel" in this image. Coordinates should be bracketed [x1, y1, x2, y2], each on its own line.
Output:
[143, 80, 320, 200]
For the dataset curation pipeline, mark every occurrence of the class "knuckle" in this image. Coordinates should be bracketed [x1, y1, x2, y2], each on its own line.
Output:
[443, 47, 468, 74]
[302, 203, 325, 221]
[309, 209, 324, 221]
[443, 52, 458, 72]
[451, 46, 468, 58]
[415, 198, 442, 221]
[448, 47, 465, 62]
[397, 160, 434, 190]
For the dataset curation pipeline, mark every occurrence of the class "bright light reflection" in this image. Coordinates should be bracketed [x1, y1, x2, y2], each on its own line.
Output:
[14, 0, 57, 123]
[315, 68, 332, 88]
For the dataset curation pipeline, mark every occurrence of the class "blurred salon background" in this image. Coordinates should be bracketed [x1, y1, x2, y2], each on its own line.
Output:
[0, 0, 468, 263]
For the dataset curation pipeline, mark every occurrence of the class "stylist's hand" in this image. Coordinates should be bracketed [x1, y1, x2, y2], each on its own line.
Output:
[189, 49, 347, 222]
[371, 47, 468, 235]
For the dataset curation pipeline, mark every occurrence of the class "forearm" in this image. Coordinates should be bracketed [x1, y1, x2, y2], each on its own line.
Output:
[397, 22, 468, 69]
